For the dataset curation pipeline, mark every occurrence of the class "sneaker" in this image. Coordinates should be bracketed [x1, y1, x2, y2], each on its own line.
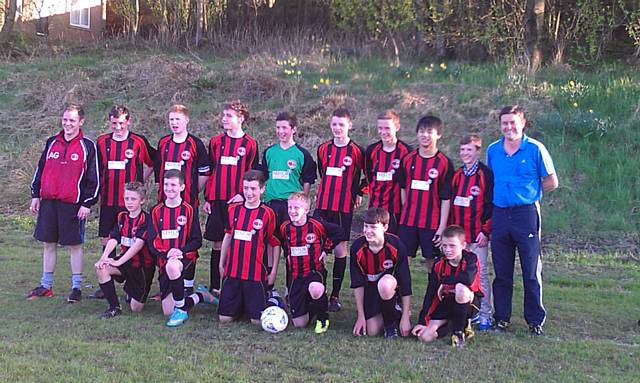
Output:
[196, 285, 219, 305]
[383, 322, 399, 339]
[314, 319, 330, 334]
[470, 312, 481, 325]
[451, 331, 466, 348]
[529, 324, 543, 336]
[166, 308, 188, 327]
[328, 296, 342, 312]
[492, 320, 510, 333]
[27, 285, 53, 300]
[67, 288, 82, 303]
[88, 288, 105, 299]
[149, 291, 161, 301]
[100, 307, 122, 319]
[478, 318, 493, 331]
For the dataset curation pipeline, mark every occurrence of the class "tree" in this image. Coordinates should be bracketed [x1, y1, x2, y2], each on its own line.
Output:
[0, 0, 18, 45]
[524, 0, 546, 72]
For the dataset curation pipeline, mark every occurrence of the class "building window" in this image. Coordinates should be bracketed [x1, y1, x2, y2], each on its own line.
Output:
[69, 1, 90, 29]
[36, 17, 49, 36]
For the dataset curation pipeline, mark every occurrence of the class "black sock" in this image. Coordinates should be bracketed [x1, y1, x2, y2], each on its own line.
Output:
[99, 280, 120, 309]
[171, 275, 185, 309]
[331, 257, 347, 298]
[210, 249, 221, 291]
[308, 293, 329, 321]
[182, 292, 204, 310]
[380, 297, 398, 327]
[452, 301, 470, 333]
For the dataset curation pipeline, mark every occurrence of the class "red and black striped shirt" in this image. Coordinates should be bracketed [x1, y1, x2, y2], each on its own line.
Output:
[148, 201, 202, 272]
[109, 210, 154, 269]
[450, 162, 493, 243]
[155, 134, 210, 207]
[279, 217, 343, 280]
[364, 140, 412, 214]
[349, 233, 412, 296]
[316, 139, 365, 213]
[224, 202, 280, 282]
[418, 250, 481, 325]
[204, 132, 259, 202]
[399, 150, 453, 229]
[97, 132, 155, 207]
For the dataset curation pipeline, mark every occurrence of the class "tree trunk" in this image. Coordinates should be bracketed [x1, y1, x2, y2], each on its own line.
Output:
[0, 0, 18, 45]
[132, 0, 140, 36]
[524, 0, 546, 73]
[195, 0, 204, 46]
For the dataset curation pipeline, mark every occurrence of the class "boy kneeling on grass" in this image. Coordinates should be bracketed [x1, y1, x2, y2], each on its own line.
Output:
[94, 182, 155, 319]
[412, 225, 482, 348]
[351, 208, 412, 339]
[148, 169, 216, 327]
[280, 192, 346, 333]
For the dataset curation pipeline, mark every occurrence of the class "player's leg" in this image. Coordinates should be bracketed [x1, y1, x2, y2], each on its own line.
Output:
[125, 265, 155, 313]
[415, 319, 448, 343]
[244, 281, 268, 326]
[218, 277, 242, 323]
[490, 207, 516, 329]
[67, 244, 84, 303]
[290, 278, 310, 328]
[29, 199, 59, 299]
[165, 259, 189, 326]
[204, 201, 227, 293]
[418, 228, 438, 271]
[328, 212, 353, 311]
[470, 242, 492, 330]
[308, 277, 329, 333]
[397, 225, 419, 258]
[377, 274, 401, 338]
[96, 263, 123, 317]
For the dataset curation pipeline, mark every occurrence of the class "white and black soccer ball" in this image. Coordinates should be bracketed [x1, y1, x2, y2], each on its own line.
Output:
[260, 306, 289, 333]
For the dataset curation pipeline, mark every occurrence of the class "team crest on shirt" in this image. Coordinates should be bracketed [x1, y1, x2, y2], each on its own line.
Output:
[237, 147, 246, 157]
[428, 168, 439, 179]
[176, 215, 188, 226]
[470, 185, 481, 196]
[382, 259, 394, 269]
[343, 156, 353, 167]
[252, 219, 264, 230]
[287, 160, 297, 170]
[181, 151, 191, 161]
[125, 149, 135, 159]
[305, 233, 316, 244]
[70, 153, 79, 161]
[391, 159, 401, 169]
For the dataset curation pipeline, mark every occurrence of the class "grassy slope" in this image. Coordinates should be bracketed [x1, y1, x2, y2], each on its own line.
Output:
[0, 216, 639, 382]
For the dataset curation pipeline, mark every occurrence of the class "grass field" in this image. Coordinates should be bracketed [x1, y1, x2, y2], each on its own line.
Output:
[1, 215, 639, 382]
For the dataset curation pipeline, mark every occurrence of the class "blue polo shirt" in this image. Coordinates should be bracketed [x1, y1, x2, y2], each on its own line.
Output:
[487, 134, 555, 208]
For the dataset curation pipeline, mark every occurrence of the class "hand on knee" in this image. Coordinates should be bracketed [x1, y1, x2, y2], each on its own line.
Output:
[308, 282, 325, 299]
[377, 275, 397, 300]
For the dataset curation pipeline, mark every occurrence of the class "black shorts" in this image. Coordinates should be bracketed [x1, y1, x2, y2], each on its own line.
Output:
[218, 277, 267, 320]
[204, 200, 229, 242]
[313, 209, 353, 242]
[98, 205, 126, 238]
[34, 199, 85, 246]
[158, 259, 195, 300]
[430, 295, 480, 321]
[362, 283, 402, 320]
[387, 212, 400, 235]
[397, 225, 439, 259]
[289, 269, 327, 319]
[266, 199, 288, 230]
[113, 262, 155, 303]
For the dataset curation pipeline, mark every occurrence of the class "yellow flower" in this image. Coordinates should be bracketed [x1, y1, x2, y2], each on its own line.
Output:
[312, 84, 319, 90]
[319, 78, 325, 84]
[568, 80, 575, 87]
[572, 102, 578, 108]
[440, 62, 447, 70]
[588, 109, 593, 113]
[325, 79, 331, 86]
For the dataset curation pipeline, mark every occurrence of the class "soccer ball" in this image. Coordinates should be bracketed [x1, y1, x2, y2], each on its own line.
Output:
[261, 306, 289, 333]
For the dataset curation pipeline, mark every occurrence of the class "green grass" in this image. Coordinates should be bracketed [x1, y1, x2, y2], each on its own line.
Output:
[1, 216, 639, 382]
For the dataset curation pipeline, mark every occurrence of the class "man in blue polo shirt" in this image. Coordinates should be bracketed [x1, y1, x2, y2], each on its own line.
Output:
[487, 105, 558, 336]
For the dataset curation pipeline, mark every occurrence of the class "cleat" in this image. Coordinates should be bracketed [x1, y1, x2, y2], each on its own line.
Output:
[100, 307, 122, 319]
[149, 291, 161, 301]
[27, 285, 54, 300]
[529, 324, 543, 336]
[451, 331, 466, 348]
[492, 320, 510, 333]
[67, 288, 82, 303]
[470, 312, 481, 325]
[327, 296, 342, 312]
[464, 320, 475, 341]
[196, 285, 219, 305]
[314, 319, 330, 334]
[88, 288, 105, 299]
[166, 308, 188, 327]
[383, 323, 399, 339]
[478, 318, 493, 331]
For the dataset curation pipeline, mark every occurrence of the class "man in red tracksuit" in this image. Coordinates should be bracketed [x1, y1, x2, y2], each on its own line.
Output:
[28, 104, 100, 303]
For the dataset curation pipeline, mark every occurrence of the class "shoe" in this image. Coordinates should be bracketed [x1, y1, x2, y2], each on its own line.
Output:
[464, 320, 475, 341]
[27, 285, 53, 300]
[314, 319, 330, 334]
[149, 291, 161, 301]
[328, 296, 342, 312]
[67, 288, 82, 303]
[492, 320, 510, 333]
[384, 323, 399, 339]
[100, 307, 122, 319]
[470, 312, 481, 325]
[478, 318, 493, 331]
[88, 288, 105, 299]
[451, 331, 466, 348]
[166, 308, 188, 327]
[196, 285, 219, 305]
[529, 324, 543, 336]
